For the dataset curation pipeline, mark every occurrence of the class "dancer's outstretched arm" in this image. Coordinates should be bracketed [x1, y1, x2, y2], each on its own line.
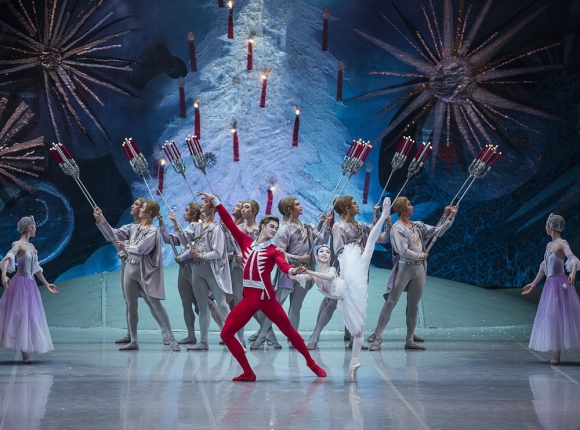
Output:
[361, 197, 391, 266]
[522, 264, 546, 295]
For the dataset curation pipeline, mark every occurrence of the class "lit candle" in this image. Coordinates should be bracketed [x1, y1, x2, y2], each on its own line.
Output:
[188, 32, 197, 72]
[322, 9, 330, 51]
[361, 144, 372, 162]
[482, 146, 495, 163]
[247, 38, 253, 70]
[185, 137, 195, 157]
[227, 1, 234, 39]
[129, 138, 141, 156]
[396, 137, 407, 153]
[157, 159, 165, 195]
[122, 142, 133, 161]
[363, 162, 373, 204]
[163, 142, 173, 161]
[170, 140, 181, 160]
[404, 139, 413, 156]
[50, 147, 64, 164]
[475, 146, 486, 160]
[352, 141, 364, 158]
[292, 108, 300, 147]
[259, 73, 268, 108]
[346, 140, 356, 157]
[420, 146, 432, 164]
[58, 143, 72, 159]
[193, 136, 203, 155]
[266, 186, 274, 215]
[489, 152, 501, 168]
[194, 101, 201, 139]
[337, 61, 345, 101]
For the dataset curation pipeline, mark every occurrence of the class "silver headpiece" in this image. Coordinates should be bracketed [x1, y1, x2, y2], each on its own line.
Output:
[17, 216, 35, 234]
[547, 213, 565, 232]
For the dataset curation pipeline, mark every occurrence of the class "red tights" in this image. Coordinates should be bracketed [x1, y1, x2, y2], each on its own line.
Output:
[221, 287, 324, 380]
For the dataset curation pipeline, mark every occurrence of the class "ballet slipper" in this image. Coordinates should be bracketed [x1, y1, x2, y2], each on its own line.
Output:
[177, 336, 197, 345]
[219, 340, 225, 345]
[187, 340, 208, 351]
[306, 335, 319, 350]
[349, 359, 361, 382]
[22, 352, 32, 364]
[550, 352, 561, 365]
[369, 339, 382, 351]
[404, 342, 426, 351]
[307, 362, 327, 377]
[413, 335, 425, 343]
[250, 336, 267, 350]
[272, 341, 282, 349]
[367, 333, 376, 343]
[119, 342, 139, 351]
[233, 372, 257, 382]
[169, 340, 181, 352]
[115, 336, 131, 344]
[248, 332, 259, 342]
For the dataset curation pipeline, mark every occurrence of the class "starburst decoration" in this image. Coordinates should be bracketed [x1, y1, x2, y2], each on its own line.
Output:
[349, 0, 560, 165]
[0, 0, 136, 143]
[0, 97, 45, 194]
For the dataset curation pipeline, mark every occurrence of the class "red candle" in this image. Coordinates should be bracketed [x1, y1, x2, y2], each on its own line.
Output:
[266, 187, 274, 215]
[337, 61, 345, 102]
[50, 148, 64, 164]
[157, 161, 165, 195]
[232, 129, 239, 161]
[122, 143, 133, 161]
[247, 39, 253, 70]
[153, 157, 159, 179]
[130, 139, 141, 155]
[475, 146, 486, 160]
[322, 9, 329, 51]
[421, 147, 432, 163]
[194, 101, 201, 139]
[193, 136, 203, 155]
[361, 144, 372, 162]
[179, 78, 186, 118]
[227, 1, 234, 39]
[186, 138, 194, 156]
[163, 143, 173, 161]
[58, 143, 72, 159]
[188, 32, 197, 72]
[482, 147, 495, 163]
[260, 74, 267, 108]
[352, 141, 363, 158]
[292, 109, 300, 147]
[346, 140, 356, 157]
[170, 141, 181, 159]
[489, 152, 501, 168]
[362, 162, 373, 204]
[404, 139, 413, 156]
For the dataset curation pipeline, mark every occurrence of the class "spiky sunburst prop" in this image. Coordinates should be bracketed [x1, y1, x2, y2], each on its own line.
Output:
[0, 97, 44, 193]
[349, 0, 559, 165]
[0, 0, 136, 143]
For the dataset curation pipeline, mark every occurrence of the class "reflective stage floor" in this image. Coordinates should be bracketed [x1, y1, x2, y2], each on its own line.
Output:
[1, 326, 579, 430]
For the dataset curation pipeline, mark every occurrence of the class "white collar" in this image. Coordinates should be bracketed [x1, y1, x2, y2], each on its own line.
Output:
[251, 239, 272, 250]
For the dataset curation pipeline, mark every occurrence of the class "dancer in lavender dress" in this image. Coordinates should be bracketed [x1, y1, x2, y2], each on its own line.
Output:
[0, 216, 58, 364]
[523, 213, 580, 365]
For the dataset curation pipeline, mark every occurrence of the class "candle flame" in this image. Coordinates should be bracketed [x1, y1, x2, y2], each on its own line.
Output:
[249, 39, 253, 44]
[194, 102, 199, 108]
[160, 158, 166, 166]
[270, 186, 275, 191]
[228, 0, 232, 8]
[295, 109, 300, 115]
[261, 74, 267, 80]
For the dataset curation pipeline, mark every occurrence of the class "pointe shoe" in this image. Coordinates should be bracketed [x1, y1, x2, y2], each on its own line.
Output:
[367, 333, 376, 343]
[250, 336, 267, 350]
[307, 336, 319, 350]
[550, 359, 560, 365]
[272, 341, 282, 349]
[413, 334, 425, 343]
[349, 359, 361, 382]
[187, 340, 208, 351]
[119, 342, 139, 351]
[248, 332, 259, 342]
[307, 362, 327, 377]
[22, 353, 32, 364]
[177, 336, 197, 345]
[115, 335, 131, 344]
[233, 372, 257, 382]
[369, 339, 382, 351]
[169, 340, 181, 352]
[405, 342, 426, 351]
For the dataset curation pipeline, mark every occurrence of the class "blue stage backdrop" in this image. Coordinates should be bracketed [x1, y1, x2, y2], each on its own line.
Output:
[0, 0, 578, 287]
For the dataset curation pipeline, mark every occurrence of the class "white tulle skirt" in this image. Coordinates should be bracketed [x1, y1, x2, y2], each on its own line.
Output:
[336, 244, 369, 336]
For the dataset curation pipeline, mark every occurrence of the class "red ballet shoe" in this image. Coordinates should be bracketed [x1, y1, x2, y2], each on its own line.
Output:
[308, 362, 327, 377]
[233, 372, 257, 382]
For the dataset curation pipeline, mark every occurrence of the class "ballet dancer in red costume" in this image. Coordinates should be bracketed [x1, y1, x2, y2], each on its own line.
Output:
[198, 191, 327, 382]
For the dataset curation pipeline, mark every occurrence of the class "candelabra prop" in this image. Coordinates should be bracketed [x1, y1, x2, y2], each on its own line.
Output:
[123, 138, 179, 255]
[377, 136, 413, 204]
[162, 140, 197, 202]
[50, 143, 97, 208]
[391, 141, 432, 203]
[321, 139, 372, 215]
[185, 135, 216, 194]
[425, 145, 501, 253]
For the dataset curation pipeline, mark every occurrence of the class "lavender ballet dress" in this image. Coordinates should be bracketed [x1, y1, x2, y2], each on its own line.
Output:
[528, 250, 580, 352]
[0, 245, 54, 354]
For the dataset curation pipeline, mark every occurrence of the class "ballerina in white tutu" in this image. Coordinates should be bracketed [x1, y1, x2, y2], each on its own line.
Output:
[292, 197, 391, 381]
[0, 216, 59, 364]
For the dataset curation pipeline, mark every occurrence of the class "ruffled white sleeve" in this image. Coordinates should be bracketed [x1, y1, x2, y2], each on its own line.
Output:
[562, 241, 579, 273]
[1, 242, 20, 273]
